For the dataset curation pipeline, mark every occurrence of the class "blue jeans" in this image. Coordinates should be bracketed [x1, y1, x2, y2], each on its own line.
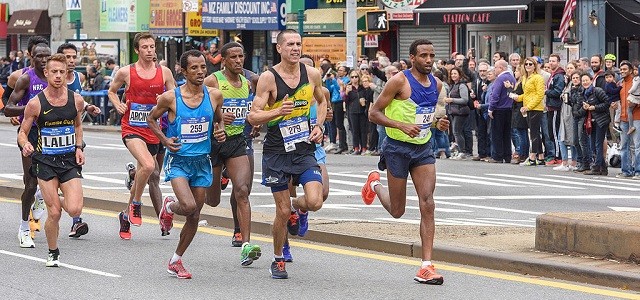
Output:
[430, 127, 450, 157]
[577, 119, 593, 166]
[377, 124, 387, 152]
[541, 112, 554, 158]
[620, 121, 640, 175]
[512, 128, 529, 158]
[589, 124, 608, 168]
[558, 142, 576, 161]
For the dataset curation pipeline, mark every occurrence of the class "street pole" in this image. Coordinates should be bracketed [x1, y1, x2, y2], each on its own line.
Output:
[182, 12, 186, 53]
[298, 9, 304, 41]
[75, 19, 81, 40]
[346, 0, 357, 69]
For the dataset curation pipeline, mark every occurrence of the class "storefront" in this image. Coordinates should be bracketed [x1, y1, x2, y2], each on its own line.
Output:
[414, 0, 564, 62]
[382, 0, 450, 61]
[201, 0, 286, 72]
[99, 0, 150, 63]
[7, 9, 50, 51]
[605, 0, 640, 63]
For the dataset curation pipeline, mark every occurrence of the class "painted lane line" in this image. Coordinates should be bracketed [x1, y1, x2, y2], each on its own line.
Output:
[85, 145, 128, 150]
[0, 250, 121, 278]
[478, 217, 536, 223]
[487, 173, 640, 191]
[449, 218, 535, 227]
[437, 175, 516, 187]
[0, 142, 18, 148]
[543, 174, 640, 187]
[439, 172, 583, 190]
[434, 194, 640, 200]
[409, 197, 544, 215]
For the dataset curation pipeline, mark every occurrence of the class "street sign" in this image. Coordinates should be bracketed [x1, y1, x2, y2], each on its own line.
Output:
[183, 0, 198, 12]
[69, 22, 83, 29]
[66, 0, 81, 10]
[366, 11, 388, 32]
[364, 34, 378, 48]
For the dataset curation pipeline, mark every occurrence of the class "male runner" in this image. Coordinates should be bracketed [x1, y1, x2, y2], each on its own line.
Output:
[4, 36, 47, 242]
[148, 50, 226, 279]
[283, 54, 332, 262]
[248, 29, 328, 279]
[57, 42, 102, 237]
[18, 53, 87, 266]
[203, 42, 261, 266]
[361, 39, 450, 285]
[108, 32, 175, 239]
[6, 43, 59, 248]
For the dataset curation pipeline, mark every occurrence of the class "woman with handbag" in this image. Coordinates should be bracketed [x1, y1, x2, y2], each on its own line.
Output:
[444, 67, 472, 159]
[517, 58, 546, 166]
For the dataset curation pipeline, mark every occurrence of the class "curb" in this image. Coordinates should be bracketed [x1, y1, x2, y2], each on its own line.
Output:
[2, 185, 640, 291]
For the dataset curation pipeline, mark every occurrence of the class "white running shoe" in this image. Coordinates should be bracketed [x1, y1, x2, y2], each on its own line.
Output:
[46, 252, 60, 267]
[553, 164, 570, 171]
[125, 162, 136, 191]
[19, 229, 35, 248]
[32, 187, 46, 220]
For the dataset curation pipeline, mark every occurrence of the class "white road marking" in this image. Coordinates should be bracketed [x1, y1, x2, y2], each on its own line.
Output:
[439, 172, 583, 190]
[0, 142, 17, 148]
[85, 145, 128, 150]
[449, 218, 536, 227]
[543, 174, 640, 187]
[0, 250, 121, 278]
[487, 173, 640, 191]
[0, 173, 24, 180]
[608, 206, 640, 212]
[416, 197, 544, 215]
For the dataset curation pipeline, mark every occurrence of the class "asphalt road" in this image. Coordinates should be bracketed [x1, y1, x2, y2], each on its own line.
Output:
[0, 123, 637, 229]
[0, 199, 632, 299]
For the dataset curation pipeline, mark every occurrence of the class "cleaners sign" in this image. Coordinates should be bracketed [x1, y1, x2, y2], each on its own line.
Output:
[201, 0, 286, 30]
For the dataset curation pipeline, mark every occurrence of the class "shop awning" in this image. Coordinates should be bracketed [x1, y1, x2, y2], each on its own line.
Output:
[415, 0, 531, 25]
[605, 0, 640, 38]
[7, 10, 50, 35]
[286, 8, 366, 33]
[414, 0, 532, 13]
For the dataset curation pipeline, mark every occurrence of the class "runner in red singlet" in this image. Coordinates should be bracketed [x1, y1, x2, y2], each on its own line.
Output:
[108, 32, 176, 239]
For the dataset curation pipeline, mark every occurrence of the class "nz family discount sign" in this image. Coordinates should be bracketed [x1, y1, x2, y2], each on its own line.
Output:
[201, 0, 286, 30]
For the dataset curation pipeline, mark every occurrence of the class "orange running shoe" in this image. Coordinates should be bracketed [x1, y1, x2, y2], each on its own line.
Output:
[414, 265, 444, 285]
[129, 202, 142, 226]
[361, 170, 380, 205]
[167, 259, 192, 279]
[232, 232, 243, 247]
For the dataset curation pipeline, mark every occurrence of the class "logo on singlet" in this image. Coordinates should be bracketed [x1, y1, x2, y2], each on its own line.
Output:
[43, 109, 53, 115]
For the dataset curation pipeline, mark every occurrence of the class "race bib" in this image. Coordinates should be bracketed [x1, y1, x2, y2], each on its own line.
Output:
[129, 103, 155, 127]
[41, 126, 76, 155]
[221, 98, 251, 126]
[415, 106, 435, 139]
[180, 116, 210, 143]
[279, 116, 310, 152]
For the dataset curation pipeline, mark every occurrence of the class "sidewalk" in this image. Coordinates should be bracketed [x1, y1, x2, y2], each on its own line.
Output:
[1, 179, 639, 291]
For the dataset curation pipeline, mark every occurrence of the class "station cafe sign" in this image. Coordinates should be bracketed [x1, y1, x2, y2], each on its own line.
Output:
[382, 0, 523, 24]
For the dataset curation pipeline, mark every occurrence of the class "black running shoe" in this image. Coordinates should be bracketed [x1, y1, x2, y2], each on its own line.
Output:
[119, 212, 131, 240]
[69, 219, 89, 238]
[287, 211, 299, 236]
[270, 259, 288, 279]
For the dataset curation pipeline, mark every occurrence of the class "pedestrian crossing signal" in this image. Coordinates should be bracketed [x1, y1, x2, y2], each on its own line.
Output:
[366, 11, 388, 33]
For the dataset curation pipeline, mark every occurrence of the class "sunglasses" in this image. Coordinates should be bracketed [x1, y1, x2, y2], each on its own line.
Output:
[525, 62, 534, 66]
[351, 76, 359, 78]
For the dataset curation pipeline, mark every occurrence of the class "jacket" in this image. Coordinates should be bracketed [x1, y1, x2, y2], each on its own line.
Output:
[489, 71, 516, 111]
[518, 73, 545, 112]
[545, 67, 566, 110]
[572, 86, 610, 128]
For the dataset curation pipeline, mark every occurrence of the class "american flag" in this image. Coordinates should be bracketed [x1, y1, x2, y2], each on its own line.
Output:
[558, 0, 577, 42]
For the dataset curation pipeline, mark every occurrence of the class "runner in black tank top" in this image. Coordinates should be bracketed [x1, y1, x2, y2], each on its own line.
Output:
[18, 54, 88, 267]
[247, 30, 329, 279]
